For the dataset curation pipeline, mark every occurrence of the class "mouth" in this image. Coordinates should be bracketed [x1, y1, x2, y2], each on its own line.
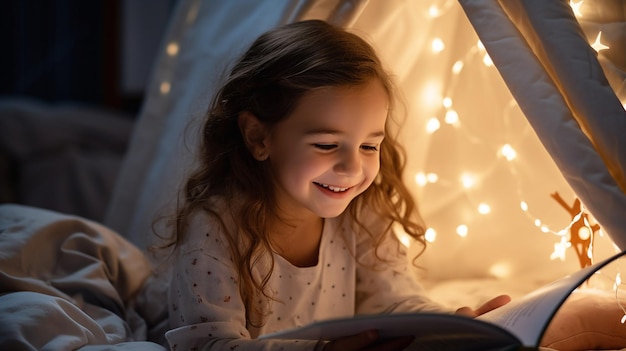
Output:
[314, 182, 351, 193]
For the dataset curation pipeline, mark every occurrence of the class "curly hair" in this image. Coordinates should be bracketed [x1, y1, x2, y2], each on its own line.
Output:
[160, 19, 426, 327]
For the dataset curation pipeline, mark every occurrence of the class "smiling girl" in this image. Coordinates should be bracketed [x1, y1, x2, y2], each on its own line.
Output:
[163, 19, 508, 351]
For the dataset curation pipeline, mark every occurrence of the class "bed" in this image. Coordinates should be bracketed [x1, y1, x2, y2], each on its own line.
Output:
[1, 0, 625, 350]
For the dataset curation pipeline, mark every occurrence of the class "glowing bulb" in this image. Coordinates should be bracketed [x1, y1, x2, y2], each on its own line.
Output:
[489, 262, 511, 279]
[415, 172, 428, 186]
[520, 201, 528, 212]
[432, 38, 445, 53]
[456, 225, 468, 237]
[425, 228, 437, 242]
[483, 53, 494, 67]
[569, 0, 583, 17]
[500, 144, 517, 161]
[478, 203, 491, 214]
[541, 225, 550, 233]
[420, 80, 443, 109]
[166, 42, 179, 56]
[426, 117, 441, 134]
[452, 60, 464, 74]
[460, 173, 475, 189]
[428, 5, 440, 17]
[442, 97, 452, 108]
[426, 173, 439, 183]
[160, 81, 171, 94]
[578, 226, 591, 240]
[444, 110, 459, 125]
[534, 219, 542, 227]
[399, 234, 411, 247]
[591, 31, 609, 52]
[477, 40, 485, 51]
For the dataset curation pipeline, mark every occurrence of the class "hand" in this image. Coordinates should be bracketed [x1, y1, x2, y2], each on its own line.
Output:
[455, 294, 511, 318]
[323, 330, 414, 351]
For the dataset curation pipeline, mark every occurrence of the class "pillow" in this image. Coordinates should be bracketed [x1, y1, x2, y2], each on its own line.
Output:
[541, 289, 626, 350]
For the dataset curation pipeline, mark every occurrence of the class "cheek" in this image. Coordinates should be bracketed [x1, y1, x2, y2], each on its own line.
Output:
[364, 156, 381, 182]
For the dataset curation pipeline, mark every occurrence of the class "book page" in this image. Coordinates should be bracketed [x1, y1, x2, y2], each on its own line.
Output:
[477, 251, 626, 346]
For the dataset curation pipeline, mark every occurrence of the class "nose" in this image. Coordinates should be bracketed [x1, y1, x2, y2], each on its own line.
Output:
[334, 148, 361, 176]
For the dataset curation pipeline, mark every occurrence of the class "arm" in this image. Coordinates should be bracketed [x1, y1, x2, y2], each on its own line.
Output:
[165, 212, 321, 351]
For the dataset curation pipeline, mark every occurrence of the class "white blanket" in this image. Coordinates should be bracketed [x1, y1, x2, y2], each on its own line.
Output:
[0, 204, 168, 351]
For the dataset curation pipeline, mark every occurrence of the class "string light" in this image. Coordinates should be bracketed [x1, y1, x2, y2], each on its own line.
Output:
[569, 0, 584, 18]
[425, 228, 437, 243]
[166, 42, 179, 56]
[432, 38, 445, 53]
[590, 31, 610, 52]
[160, 81, 171, 94]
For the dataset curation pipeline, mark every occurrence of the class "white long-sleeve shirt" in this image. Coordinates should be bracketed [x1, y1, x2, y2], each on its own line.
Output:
[165, 209, 448, 351]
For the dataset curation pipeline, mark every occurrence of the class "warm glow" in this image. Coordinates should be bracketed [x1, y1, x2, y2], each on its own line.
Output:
[452, 60, 464, 74]
[415, 172, 428, 186]
[166, 42, 179, 56]
[160, 81, 171, 94]
[489, 262, 512, 279]
[456, 225, 468, 237]
[534, 219, 542, 227]
[591, 31, 610, 52]
[426, 173, 439, 183]
[444, 110, 459, 125]
[500, 144, 517, 161]
[432, 38, 445, 53]
[426, 117, 441, 134]
[425, 228, 437, 243]
[460, 173, 476, 189]
[578, 226, 591, 240]
[482, 53, 493, 67]
[428, 5, 440, 18]
[478, 203, 491, 214]
[569, 0, 584, 17]
[477, 40, 485, 51]
[541, 225, 550, 233]
[442, 97, 452, 108]
[420, 81, 443, 109]
[399, 234, 411, 247]
[520, 201, 528, 212]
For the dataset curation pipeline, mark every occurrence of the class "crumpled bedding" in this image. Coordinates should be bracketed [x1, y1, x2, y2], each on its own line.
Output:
[0, 204, 169, 351]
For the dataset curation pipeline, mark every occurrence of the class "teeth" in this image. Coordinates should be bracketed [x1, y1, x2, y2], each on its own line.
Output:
[317, 183, 348, 192]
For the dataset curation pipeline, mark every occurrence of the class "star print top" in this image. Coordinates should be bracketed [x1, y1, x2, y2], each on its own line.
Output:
[165, 206, 449, 351]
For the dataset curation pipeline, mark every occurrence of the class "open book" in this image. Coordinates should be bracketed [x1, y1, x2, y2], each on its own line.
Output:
[260, 250, 626, 351]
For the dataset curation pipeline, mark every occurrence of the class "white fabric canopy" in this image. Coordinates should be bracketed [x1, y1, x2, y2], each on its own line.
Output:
[105, 0, 625, 282]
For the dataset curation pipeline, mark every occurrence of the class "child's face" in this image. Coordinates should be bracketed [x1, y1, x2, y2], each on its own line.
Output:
[264, 78, 388, 220]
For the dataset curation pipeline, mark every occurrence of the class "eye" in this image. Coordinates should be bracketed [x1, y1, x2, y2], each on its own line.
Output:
[361, 144, 379, 152]
[313, 144, 337, 151]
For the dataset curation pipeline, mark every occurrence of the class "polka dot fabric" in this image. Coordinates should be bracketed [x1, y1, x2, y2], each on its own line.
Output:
[165, 209, 448, 350]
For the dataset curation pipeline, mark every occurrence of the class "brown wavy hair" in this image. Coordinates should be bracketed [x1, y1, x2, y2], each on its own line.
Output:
[162, 19, 426, 327]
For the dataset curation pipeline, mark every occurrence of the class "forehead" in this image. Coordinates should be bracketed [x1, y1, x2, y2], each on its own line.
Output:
[283, 79, 390, 132]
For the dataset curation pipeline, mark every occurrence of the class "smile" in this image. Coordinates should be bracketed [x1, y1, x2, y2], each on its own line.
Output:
[314, 182, 350, 193]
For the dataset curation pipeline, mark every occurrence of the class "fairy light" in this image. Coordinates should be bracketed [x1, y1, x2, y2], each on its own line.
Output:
[444, 109, 459, 125]
[569, 0, 584, 17]
[415, 172, 428, 187]
[520, 201, 529, 212]
[442, 97, 453, 108]
[460, 173, 475, 189]
[477, 203, 491, 214]
[500, 144, 517, 161]
[425, 228, 437, 243]
[456, 224, 468, 237]
[489, 262, 512, 279]
[428, 5, 440, 18]
[590, 31, 610, 52]
[482, 53, 494, 67]
[166, 42, 179, 56]
[426, 117, 441, 134]
[426, 173, 439, 183]
[160, 81, 171, 94]
[432, 38, 445, 53]
[451, 60, 464, 74]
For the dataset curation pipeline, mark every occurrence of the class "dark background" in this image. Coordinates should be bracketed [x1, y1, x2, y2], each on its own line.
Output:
[0, 0, 177, 220]
[1, 0, 177, 115]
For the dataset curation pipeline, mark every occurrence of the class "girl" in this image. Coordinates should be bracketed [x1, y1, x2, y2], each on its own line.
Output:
[163, 19, 509, 351]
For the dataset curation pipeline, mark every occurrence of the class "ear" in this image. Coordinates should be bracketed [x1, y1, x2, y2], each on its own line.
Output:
[238, 111, 270, 161]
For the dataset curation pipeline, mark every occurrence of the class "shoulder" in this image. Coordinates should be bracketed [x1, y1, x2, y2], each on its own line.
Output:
[180, 198, 234, 255]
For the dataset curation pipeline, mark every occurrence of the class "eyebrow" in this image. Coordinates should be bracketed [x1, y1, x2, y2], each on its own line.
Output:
[304, 128, 385, 138]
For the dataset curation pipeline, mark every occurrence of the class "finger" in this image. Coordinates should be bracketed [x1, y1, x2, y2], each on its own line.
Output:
[474, 294, 511, 316]
[454, 306, 475, 317]
[325, 330, 378, 351]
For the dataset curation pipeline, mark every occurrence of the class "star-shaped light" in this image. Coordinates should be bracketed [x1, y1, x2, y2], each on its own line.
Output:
[591, 31, 609, 52]
[569, 0, 584, 17]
